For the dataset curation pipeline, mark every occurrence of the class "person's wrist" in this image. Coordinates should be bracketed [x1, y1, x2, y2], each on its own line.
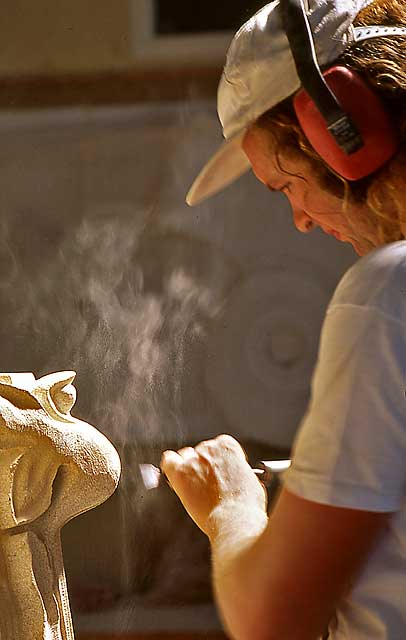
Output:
[207, 498, 268, 547]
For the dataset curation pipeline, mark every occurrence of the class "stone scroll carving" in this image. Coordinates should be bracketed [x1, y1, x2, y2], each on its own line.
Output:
[0, 371, 121, 640]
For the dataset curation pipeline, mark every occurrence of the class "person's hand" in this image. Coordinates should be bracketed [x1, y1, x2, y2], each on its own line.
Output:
[161, 434, 267, 538]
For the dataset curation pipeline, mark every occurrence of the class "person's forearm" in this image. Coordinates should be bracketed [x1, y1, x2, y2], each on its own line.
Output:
[208, 500, 270, 640]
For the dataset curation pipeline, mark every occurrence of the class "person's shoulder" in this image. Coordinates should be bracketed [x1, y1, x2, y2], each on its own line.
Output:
[329, 241, 406, 321]
[345, 241, 406, 291]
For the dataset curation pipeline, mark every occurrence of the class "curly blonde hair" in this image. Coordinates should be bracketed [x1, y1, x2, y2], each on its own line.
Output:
[254, 0, 406, 250]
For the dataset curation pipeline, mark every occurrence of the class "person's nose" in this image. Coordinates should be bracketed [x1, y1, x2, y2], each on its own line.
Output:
[291, 206, 315, 233]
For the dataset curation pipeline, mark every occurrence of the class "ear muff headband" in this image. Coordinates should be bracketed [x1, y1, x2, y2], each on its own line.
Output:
[280, 0, 403, 180]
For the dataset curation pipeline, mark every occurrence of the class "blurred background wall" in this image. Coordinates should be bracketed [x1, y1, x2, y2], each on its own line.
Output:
[0, 0, 132, 76]
[0, 2, 357, 638]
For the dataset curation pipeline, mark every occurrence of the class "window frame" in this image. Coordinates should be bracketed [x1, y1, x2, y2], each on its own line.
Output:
[130, 0, 234, 67]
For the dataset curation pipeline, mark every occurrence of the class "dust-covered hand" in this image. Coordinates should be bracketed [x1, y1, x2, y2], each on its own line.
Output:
[161, 434, 267, 539]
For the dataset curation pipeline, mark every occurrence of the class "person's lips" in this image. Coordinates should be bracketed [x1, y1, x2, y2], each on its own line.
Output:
[323, 227, 341, 240]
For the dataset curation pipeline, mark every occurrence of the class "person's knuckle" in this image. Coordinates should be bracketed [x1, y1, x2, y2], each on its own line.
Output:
[161, 449, 174, 466]
[216, 433, 237, 449]
[178, 446, 195, 457]
[195, 439, 216, 454]
[217, 434, 248, 459]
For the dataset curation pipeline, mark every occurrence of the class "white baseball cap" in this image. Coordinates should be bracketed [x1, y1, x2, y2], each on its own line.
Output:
[186, 0, 380, 206]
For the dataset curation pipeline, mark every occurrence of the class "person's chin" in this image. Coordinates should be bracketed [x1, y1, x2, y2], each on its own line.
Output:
[347, 238, 365, 256]
[335, 233, 369, 257]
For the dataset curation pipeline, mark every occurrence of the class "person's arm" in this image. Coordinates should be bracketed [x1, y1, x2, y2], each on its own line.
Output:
[210, 485, 390, 640]
[162, 435, 392, 640]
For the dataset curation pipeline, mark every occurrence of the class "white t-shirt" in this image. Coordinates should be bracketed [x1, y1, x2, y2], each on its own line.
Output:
[283, 241, 406, 640]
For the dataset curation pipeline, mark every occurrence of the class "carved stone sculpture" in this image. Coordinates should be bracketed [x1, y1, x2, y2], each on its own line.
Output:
[0, 371, 121, 640]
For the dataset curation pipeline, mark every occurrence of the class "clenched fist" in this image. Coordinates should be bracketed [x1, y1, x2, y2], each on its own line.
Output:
[161, 434, 267, 539]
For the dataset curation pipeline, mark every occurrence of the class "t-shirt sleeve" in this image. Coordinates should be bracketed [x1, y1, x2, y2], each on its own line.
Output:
[283, 303, 406, 512]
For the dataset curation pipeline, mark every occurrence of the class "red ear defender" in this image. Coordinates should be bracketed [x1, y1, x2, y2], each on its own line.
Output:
[293, 66, 400, 181]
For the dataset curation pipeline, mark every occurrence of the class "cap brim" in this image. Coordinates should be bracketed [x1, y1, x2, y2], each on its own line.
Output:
[186, 130, 251, 207]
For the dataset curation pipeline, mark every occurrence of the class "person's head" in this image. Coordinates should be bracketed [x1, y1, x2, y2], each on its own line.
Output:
[187, 0, 406, 257]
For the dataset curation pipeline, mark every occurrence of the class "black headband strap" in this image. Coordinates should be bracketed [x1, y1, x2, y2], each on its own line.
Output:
[279, 0, 363, 154]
